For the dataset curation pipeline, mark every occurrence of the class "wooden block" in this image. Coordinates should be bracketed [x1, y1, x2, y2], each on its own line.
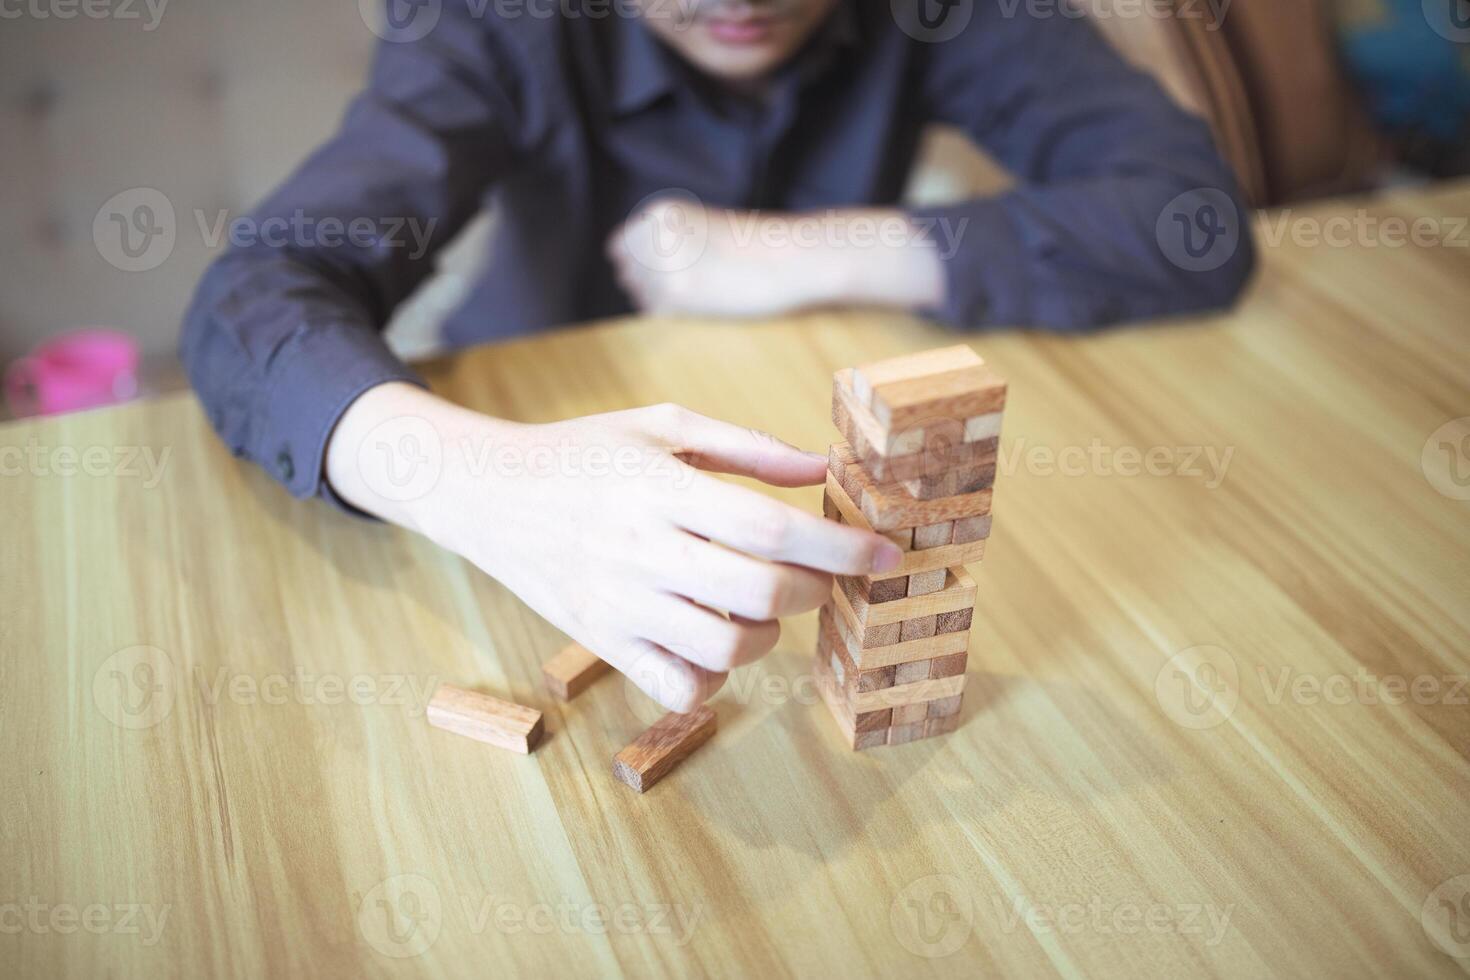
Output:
[892, 702, 929, 725]
[813, 647, 874, 751]
[900, 615, 938, 642]
[870, 575, 910, 604]
[427, 685, 544, 754]
[833, 369, 999, 477]
[822, 603, 969, 669]
[894, 660, 930, 686]
[831, 565, 976, 630]
[824, 474, 988, 578]
[913, 521, 954, 550]
[612, 706, 717, 793]
[901, 461, 997, 501]
[952, 514, 993, 545]
[928, 694, 964, 718]
[819, 610, 901, 699]
[542, 643, 612, 701]
[830, 443, 992, 532]
[885, 527, 915, 550]
[852, 673, 966, 713]
[858, 348, 1008, 431]
[964, 412, 1004, 444]
[929, 652, 968, 679]
[856, 707, 892, 733]
[907, 568, 948, 597]
[888, 721, 928, 745]
[925, 713, 963, 737]
[936, 607, 974, 635]
[852, 345, 983, 409]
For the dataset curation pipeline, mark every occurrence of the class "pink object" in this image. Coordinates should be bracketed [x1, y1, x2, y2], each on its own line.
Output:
[5, 329, 140, 418]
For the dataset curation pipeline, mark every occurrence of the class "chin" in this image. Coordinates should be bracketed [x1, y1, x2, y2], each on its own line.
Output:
[693, 46, 791, 81]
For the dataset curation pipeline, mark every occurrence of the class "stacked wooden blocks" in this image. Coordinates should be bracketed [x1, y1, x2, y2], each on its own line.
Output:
[814, 345, 1006, 750]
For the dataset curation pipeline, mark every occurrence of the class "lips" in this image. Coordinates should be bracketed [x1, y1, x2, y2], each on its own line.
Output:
[705, 14, 777, 45]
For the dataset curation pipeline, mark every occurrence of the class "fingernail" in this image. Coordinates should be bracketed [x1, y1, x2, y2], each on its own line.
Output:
[872, 542, 903, 573]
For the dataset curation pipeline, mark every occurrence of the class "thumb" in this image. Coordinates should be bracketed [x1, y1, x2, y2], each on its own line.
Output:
[651, 405, 828, 488]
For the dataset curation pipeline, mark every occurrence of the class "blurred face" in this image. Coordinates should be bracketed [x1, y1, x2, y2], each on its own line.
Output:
[637, 0, 844, 84]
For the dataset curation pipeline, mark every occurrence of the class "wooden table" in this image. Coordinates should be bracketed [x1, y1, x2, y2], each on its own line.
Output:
[3, 183, 1468, 978]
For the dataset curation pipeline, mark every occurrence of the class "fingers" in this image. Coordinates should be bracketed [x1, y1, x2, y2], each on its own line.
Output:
[655, 533, 831, 621]
[667, 471, 902, 576]
[645, 403, 828, 488]
[608, 637, 728, 714]
[628, 593, 781, 674]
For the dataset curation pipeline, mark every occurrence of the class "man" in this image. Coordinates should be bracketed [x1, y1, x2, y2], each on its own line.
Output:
[181, 0, 1254, 712]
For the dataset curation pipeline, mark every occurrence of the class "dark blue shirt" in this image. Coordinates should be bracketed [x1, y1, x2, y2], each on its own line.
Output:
[181, 0, 1255, 504]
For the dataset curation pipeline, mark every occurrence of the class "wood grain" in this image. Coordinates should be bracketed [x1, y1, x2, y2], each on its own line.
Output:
[1, 184, 1468, 977]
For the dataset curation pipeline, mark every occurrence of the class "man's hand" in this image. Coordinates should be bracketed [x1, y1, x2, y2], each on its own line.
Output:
[326, 383, 902, 713]
[606, 199, 946, 318]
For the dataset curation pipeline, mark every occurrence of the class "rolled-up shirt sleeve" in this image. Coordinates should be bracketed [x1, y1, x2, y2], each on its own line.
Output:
[907, 9, 1256, 331]
[180, 4, 521, 502]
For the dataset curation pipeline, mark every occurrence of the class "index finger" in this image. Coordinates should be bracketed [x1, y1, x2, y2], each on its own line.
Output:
[664, 471, 902, 576]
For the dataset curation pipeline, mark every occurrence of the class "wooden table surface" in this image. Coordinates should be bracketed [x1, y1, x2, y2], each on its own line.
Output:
[3, 183, 1468, 979]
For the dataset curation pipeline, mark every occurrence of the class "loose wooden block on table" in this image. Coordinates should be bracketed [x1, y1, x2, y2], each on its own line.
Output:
[613, 706, 717, 793]
[427, 685, 544, 754]
[542, 642, 612, 700]
[829, 443, 993, 532]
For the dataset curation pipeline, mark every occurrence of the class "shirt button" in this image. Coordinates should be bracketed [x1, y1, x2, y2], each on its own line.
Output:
[276, 449, 295, 481]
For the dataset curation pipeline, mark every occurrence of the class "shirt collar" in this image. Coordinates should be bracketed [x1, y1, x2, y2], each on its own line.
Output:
[609, 1, 860, 118]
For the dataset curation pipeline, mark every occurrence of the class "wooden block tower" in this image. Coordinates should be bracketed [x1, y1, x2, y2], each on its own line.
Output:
[813, 345, 1006, 749]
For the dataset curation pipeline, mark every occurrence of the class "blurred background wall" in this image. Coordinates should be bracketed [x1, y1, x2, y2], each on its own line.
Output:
[0, 0, 1464, 413]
